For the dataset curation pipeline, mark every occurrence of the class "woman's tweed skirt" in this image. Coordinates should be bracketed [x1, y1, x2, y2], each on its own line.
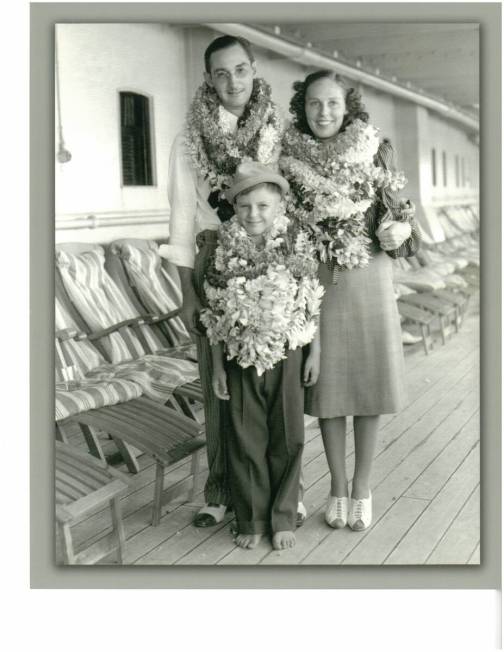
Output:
[305, 249, 407, 418]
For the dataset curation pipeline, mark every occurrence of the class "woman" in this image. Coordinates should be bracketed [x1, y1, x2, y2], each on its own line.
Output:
[280, 70, 420, 531]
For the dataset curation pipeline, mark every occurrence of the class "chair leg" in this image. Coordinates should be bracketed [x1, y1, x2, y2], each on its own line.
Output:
[189, 449, 203, 501]
[166, 396, 184, 415]
[455, 307, 461, 331]
[55, 423, 69, 444]
[421, 325, 429, 356]
[152, 463, 165, 526]
[111, 437, 141, 474]
[110, 497, 126, 564]
[172, 394, 199, 421]
[59, 522, 76, 565]
[439, 315, 447, 345]
[80, 424, 107, 463]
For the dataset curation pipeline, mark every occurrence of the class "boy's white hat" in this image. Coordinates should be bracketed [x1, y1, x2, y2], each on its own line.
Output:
[226, 161, 289, 203]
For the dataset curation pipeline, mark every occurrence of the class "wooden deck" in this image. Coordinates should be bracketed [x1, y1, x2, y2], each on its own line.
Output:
[57, 291, 480, 566]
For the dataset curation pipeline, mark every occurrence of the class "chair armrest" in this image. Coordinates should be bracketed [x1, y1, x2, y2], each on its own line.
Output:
[144, 308, 181, 324]
[55, 328, 81, 342]
[86, 316, 150, 340]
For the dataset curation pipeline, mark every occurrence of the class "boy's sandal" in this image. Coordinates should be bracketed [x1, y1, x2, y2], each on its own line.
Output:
[296, 502, 307, 528]
[193, 503, 227, 528]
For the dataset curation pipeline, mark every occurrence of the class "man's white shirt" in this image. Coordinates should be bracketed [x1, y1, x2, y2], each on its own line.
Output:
[160, 106, 239, 269]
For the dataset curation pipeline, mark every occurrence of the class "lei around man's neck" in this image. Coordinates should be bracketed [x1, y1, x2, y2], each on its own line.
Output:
[185, 77, 284, 209]
[187, 77, 274, 135]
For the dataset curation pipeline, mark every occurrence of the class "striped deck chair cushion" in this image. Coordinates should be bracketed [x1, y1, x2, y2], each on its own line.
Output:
[55, 297, 105, 379]
[118, 242, 190, 344]
[56, 247, 164, 363]
[87, 355, 200, 404]
[56, 248, 200, 404]
[56, 295, 200, 405]
[56, 377, 142, 421]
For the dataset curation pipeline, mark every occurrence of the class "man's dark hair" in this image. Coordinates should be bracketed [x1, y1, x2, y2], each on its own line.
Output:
[204, 35, 255, 73]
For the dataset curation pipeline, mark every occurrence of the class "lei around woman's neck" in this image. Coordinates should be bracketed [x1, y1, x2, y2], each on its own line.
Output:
[281, 118, 380, 168]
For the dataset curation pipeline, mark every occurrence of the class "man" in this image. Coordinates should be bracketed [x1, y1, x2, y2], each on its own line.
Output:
[161, 34, 305, 528]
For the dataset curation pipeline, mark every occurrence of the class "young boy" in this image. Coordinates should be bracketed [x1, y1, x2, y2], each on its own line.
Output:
[202, 162, 321, 550]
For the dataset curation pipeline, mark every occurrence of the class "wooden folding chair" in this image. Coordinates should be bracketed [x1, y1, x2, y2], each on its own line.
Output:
[68, 397, 206, 526]
[55, 243, 204, 413]
[399, 292, 459, 344]
[56, 442, 131, 564]
[397, 301, 437, 355]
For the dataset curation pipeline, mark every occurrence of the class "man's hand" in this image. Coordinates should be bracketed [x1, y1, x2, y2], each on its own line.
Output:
[180, 293, 204, 338]
[212, 367, 230, 401]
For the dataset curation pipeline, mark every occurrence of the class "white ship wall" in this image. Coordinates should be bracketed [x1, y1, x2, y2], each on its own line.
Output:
[55, 23, 479, 245]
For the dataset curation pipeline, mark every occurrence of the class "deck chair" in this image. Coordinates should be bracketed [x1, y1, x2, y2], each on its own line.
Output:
[56, 331, 207, 526]
[392, 253, 469, 334]
[106, 238, 191, 350]
[56, 441, 131, 564]
[56, 326, 142, 468]
[55, 243, 203, 411]
[398, 292, 459, 344]
[396, 300, 437, 355]
[105, 239, 202, 419]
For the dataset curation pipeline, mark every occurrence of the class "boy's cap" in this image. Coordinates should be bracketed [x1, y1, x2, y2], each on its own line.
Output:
[226, 162, 289, 203]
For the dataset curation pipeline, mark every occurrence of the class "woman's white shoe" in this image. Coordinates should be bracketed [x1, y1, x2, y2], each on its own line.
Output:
[325, 496, 348, 529]
[348, 492, 372, 531]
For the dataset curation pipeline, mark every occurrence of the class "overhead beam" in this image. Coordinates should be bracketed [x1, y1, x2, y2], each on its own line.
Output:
[205, 23, 479, 132]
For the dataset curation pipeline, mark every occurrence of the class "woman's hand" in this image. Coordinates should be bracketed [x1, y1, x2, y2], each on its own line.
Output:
[400, 200, 415, 221]
[303, 350, 321, 387]
[212, 367, 230, 401]
[376, 220, 412, 251]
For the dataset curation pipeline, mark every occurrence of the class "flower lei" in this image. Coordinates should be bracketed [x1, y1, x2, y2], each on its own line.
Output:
[280, 119, 407, 274]
[185, 78, 284, 199]
[200, 214, 324, 376]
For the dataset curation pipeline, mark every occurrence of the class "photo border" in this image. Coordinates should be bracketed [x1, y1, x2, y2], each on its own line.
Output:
[31, 2, 501, 589]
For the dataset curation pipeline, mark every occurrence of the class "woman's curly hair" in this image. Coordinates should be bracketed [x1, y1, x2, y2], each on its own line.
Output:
[289, 70, 369, 136]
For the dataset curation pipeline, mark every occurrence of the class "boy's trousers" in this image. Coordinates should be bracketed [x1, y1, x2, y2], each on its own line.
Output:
[225, 347, 305, 535]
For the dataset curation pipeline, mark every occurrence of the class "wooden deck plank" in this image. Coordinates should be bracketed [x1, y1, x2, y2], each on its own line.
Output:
[404, 410, 479, 500]
[134, 422, 325, 565]
[384, 444, 480, 564]
[267, 377, 478, 565]
[342, 497, 429, 565]
[69, 457, 205, 551]
[104, 353, 478, 565]
[175, 521, 242, 565]
[136, 517, 234, 565]
[57, 312, 480, 566]
[467, 543, 480, 565]
[218, 349, 479, 565]
[77, 422, 324, 566]
[426, 485, 480, 565]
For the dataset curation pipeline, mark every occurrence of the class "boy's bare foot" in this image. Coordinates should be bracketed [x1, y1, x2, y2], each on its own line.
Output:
[235, 533, 262, 549]
[272, 531, 296, 550]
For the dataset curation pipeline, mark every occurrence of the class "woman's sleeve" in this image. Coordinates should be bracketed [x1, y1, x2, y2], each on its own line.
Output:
[375, 139, 421, 259]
